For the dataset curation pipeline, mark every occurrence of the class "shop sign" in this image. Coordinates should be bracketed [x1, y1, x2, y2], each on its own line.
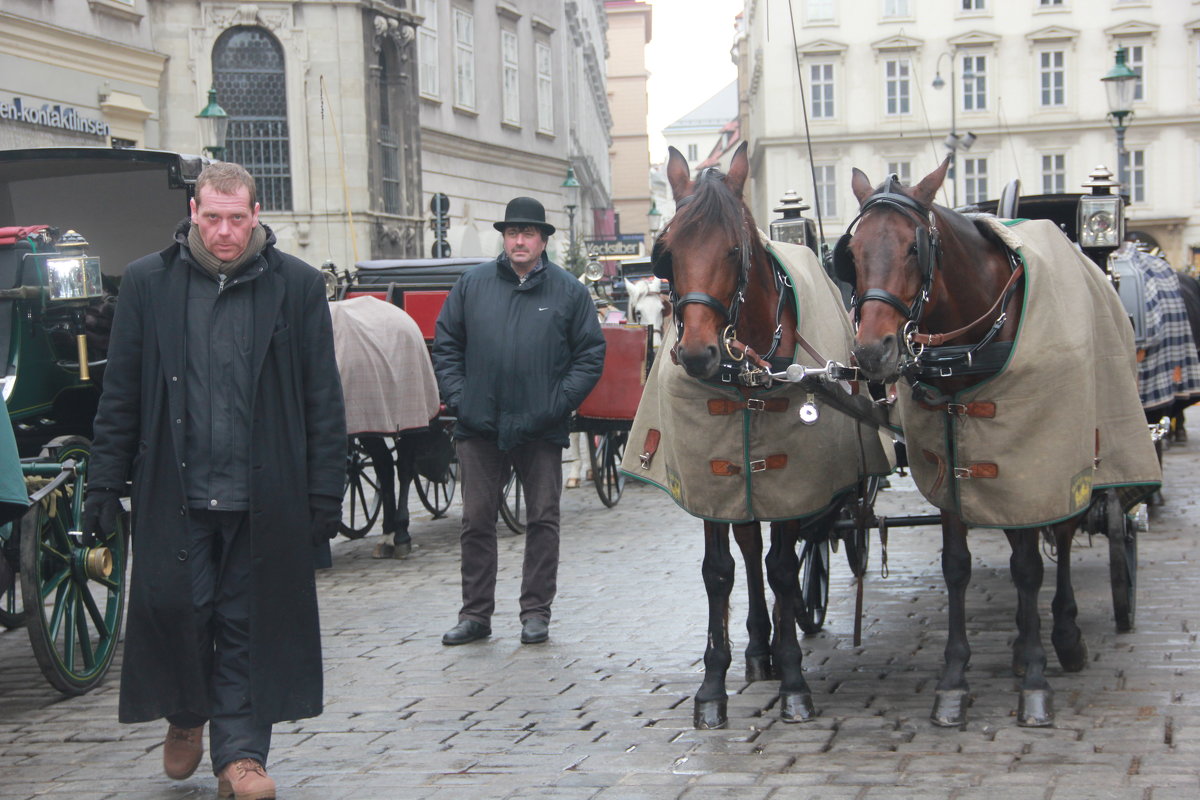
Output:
[0, 96, 110, 137]
[585, 236, 644, 257]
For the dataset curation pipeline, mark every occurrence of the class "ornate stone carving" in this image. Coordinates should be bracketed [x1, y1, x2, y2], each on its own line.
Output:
[372, 14, 415, 55]
[206, 3, 292, 31]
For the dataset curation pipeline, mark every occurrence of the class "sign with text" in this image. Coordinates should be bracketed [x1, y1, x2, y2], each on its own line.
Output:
[585, 237, 643, 257]
[0, 97, 109, 137]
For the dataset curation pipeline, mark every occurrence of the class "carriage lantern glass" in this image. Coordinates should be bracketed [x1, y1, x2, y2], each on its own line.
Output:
[43, 229, 103, 302]
[195, 86, 229, 161]
[1078, 165, 1124, 251]
[769, 190, 817, 252]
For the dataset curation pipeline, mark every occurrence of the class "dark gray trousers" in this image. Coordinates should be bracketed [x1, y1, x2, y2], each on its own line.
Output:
[167, 510, 271, 774]
[456, 437, 562, 624]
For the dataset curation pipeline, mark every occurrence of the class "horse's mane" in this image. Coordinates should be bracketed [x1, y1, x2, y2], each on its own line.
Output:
[668, 171, 752, 249]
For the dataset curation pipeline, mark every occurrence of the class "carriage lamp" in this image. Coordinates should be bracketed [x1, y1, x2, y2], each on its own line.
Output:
[195, 86, 229, 161]
[769, 191, 818, 253]
[1078, 166, 1125, 251]
[43, 231, 103, 302]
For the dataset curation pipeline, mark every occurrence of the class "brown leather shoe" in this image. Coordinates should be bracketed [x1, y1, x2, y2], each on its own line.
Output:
[217, 758, 276, 800]
[162, 723, 204, 780]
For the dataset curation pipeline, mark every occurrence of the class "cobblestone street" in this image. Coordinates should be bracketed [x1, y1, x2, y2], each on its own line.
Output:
[2, 424, 1200, 799]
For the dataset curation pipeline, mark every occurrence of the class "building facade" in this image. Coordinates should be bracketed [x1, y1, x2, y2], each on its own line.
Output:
[738, 0, 1200, 268]
[414, 0, 613, 266]
[604, 0, 652, 254]
[0, 0, 165, 151]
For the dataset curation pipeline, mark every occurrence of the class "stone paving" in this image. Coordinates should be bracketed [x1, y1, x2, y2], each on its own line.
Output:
[2, 427, 1200, 799]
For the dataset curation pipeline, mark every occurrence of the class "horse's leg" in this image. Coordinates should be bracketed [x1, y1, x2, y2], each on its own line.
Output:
[695, 520, 736, 729]
[1006, 529, 1054, 727]
[932, 513, 973, 727]
[765, 519, 816, 722]
[733, 521, 773, 682]
[565, 432, 583, 488]
[1049, 520, 1088, 672]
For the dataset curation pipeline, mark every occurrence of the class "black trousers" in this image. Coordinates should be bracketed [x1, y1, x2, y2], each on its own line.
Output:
[167, 510, 271, 774]
[360, 435, 414, 545]
[456, 437, 562, 624]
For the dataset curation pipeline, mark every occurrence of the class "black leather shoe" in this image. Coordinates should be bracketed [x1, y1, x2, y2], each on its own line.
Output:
[442, 619, 491, 646]
[520, 617, 549, 644]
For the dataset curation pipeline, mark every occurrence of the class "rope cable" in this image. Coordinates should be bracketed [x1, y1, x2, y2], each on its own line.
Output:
[786, 0, 827, 254]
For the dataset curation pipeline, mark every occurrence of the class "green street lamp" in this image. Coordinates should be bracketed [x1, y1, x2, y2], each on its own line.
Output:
[1102, 48, 1138, 190]
[561, 165, 582, 274]
[195, 86, 229, 161]
[647, 200, 662, 236]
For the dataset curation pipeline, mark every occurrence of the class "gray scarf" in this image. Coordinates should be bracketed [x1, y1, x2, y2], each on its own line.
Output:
[187, 223, 267, 280]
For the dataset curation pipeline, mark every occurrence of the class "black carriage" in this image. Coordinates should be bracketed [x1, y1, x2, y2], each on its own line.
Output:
[0, 147, 205, 693]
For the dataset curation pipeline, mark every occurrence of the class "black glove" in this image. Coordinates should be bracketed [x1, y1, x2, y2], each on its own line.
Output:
[309, 495, 342, 546]
[82, 489, 123, 544]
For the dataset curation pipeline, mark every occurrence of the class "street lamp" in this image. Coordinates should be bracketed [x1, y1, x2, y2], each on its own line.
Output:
[932, 52, 976, 207]
[647, 200, 662, 237]
[1102, 47, 1138, 192]
[561, 165, 582, 274]
[195, 86, 229, 161]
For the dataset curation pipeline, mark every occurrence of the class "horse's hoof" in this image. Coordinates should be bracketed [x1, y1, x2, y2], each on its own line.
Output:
[931, 689, 971, 727]
[1018, 689, 1054, 727]
[694, 698, 728, 729]
[565, 477, 580, 489]
[779, 692, 817, 723]
[1053, 637, 1089, 673]
[745, 654, 774, 683]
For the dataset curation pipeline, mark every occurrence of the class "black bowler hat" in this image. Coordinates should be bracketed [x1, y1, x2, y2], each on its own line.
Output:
[493, 196, 556, 236]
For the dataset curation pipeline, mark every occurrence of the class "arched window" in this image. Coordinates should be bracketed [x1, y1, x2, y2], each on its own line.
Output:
[212, 27, 292, 211]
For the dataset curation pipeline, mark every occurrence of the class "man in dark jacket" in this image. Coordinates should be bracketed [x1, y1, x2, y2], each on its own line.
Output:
[83, 162, 345, 800]
[433, 196, 605, 646]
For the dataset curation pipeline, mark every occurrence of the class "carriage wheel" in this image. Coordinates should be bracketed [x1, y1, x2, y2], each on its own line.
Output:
[587, 430, 627, 508]
[0, 531, 22, 629]
[797, 536, 830, 635]
[844, 476, 880, 578]
[415, 460, 457, 518]
[500, 469, 526, 535]
[1106, 490, 1137, 633]
[21, 436, 128, 695]
[340, 437, 382, 539]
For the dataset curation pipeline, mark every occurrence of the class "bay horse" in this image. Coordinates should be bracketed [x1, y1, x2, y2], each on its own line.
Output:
[838, 158, 1092, 728]
[651, 141, 859, 728]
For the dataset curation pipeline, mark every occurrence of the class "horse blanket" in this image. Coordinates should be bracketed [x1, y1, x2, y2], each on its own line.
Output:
[329, 296, 440, 435]
[896, 218, 1162, 528]
[1119, 248, 1200, 414]
[620, 238, 891, 523]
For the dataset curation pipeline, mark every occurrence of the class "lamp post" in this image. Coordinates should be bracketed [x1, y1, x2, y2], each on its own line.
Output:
[647, 200, 662, 238]
[1102, 47, 1138, 193]
[932, 53, 976, 207]
[561, 165, 582, 275]
[195, 86, 229, 161]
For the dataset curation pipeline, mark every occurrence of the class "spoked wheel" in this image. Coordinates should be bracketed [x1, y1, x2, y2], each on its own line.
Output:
[21, 436, 128, 695]
[416, 460, 457, 518]
[500, 468, 526, 535]
[0, 529, 22, 629]
[340, 437, 382, 539]
[1105, 490, 1137, 633]
[587, 430, 627, 508]
[844, 476, 881, 578]
[797, 536, 830, 635]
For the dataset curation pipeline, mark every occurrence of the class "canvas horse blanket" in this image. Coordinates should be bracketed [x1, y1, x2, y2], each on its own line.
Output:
[329, 296, 440, 435]
[896, 218, 1162, 529]
[620, 239, 891, 523]
[1120, 247, 1200, 414]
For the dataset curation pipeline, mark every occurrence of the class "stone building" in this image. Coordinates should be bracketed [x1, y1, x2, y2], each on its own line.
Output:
[737, 0, 1200, 268]
[604, 0, 652, 252]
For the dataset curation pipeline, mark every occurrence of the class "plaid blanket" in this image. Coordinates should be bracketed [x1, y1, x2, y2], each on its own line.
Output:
[330, 297, 440, 435]
[1121, 248, 1200, 414]
[620, 238, 891, 523]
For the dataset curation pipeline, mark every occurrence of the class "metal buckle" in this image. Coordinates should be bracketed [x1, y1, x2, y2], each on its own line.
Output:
[953, 467, 971, 479]
[946, 403, 967, 416]
[639, 453, 652, 469]
[746, 398, 766, 411]
[750, 459, 767, 472]
[939, 366, 954, 378]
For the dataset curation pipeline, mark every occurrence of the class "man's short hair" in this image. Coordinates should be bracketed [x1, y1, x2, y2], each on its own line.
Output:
[502, 224, 548, 243]
[195, 162, 258, 210]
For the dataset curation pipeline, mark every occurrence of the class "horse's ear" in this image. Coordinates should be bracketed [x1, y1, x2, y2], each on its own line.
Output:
[725, 141, 750, 198]
[648, 277, 661, 293]
[912, 156, 952, 206]
[666, 147, 692, 202]
[623, 278, 636, 296]
[851, 168, 874, 205]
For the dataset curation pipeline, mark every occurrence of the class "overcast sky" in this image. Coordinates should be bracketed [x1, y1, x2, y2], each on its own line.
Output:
[644, 0, 744, 164]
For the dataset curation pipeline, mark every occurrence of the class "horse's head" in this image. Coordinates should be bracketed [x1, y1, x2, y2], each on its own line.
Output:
[840, 158, 950, 382]
[625, 277, 667, 349]
[656, 141, 754, 379]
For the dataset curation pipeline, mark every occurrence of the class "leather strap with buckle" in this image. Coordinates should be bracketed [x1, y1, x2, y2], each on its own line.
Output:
[639, 429, 661, 469]
[917, 400, 997, 418]
[953, 462, 998, 479]
[707, 397, 791, 415]
[710, 454, 788, 476]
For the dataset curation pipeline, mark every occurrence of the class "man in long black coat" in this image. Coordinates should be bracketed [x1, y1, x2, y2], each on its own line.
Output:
[84, 162, 345, 799]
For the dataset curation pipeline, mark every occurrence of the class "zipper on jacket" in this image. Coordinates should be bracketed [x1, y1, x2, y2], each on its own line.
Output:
[217, 273, 227, 295]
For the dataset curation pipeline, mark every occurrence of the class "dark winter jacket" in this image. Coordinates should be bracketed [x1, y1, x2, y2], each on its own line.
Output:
[432, 253, 605, 451]
[88, 223, 346, 724]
